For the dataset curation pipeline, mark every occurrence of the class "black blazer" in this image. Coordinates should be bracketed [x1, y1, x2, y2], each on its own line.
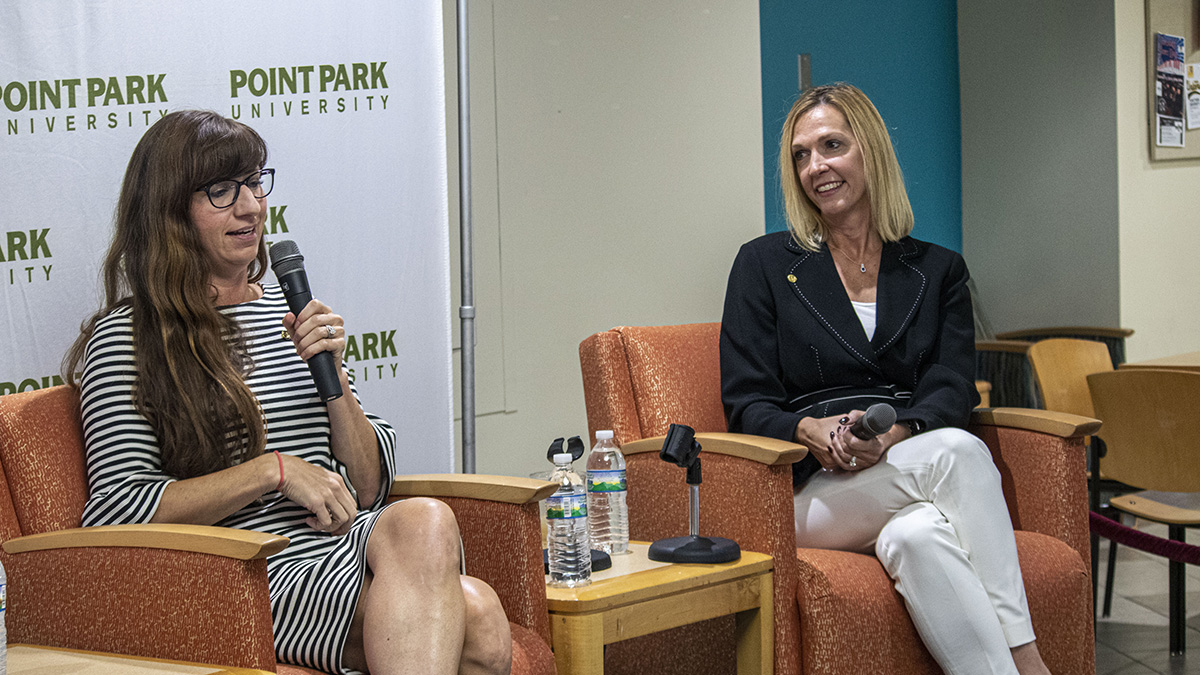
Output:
[719, 231, 978, 484]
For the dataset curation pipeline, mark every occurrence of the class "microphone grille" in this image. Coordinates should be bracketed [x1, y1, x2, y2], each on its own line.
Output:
[863, 403, 897, 435]
[269, 240, 304, 276]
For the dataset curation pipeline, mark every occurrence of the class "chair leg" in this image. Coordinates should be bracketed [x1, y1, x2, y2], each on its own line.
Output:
[1102, 511, 1120, 618]
[1103, 534, 1119, 617]
[1089, 440, 1103, 619]
[1169, 524, 1186, 656]
[1091, 531, 1100, 618]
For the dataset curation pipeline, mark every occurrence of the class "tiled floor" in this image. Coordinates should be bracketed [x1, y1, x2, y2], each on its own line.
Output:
[1095, 520, 1200, 674]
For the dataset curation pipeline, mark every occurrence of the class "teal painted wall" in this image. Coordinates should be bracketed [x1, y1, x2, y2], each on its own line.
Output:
[760, 0, 962, 252]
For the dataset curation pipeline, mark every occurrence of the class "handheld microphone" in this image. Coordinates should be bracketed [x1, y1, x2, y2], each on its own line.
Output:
[849, 403, 897, 440]
[269, 240, 343, 402]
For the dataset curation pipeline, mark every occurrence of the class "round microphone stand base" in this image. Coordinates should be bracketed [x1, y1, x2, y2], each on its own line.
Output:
[648, 535, 740, 564]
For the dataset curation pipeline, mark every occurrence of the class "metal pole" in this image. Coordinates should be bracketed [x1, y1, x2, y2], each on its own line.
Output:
[689, 485, 699, 537]
[457, 0, 476, 473]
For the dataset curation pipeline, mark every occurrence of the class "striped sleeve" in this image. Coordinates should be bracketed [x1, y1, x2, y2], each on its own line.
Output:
[79, 308, 174, 526]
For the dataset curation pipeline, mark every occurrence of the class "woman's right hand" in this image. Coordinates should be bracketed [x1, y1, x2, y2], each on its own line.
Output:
[277, 454, 359, 536]
[792, 415, 849, 468]
[796, 412, 904, 472]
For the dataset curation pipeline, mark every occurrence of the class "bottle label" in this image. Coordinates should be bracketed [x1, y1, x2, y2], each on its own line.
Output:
[546, 493, 587, 519]
[587, 469, 627, 493]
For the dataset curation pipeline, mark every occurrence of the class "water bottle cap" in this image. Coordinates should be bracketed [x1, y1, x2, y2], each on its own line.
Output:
[595, 430, 614, 440]
[552, 452, 573, 465]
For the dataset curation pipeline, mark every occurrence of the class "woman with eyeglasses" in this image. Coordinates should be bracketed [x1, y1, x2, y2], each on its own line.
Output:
[65, 110, 511, 675]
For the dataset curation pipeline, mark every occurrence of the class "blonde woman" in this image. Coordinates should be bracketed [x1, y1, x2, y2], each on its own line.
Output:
[720, 84, 1051, 675]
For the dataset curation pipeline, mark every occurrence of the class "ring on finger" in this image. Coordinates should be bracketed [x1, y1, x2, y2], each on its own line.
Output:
[325, 325, 336, 339]
[849, 455, 858, 469]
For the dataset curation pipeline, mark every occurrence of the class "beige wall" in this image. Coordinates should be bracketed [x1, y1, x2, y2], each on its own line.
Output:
[431, 0, 1200, 483]
[959, 0, 1121, 334]
[962, 0, 1200, 362]
[1114, 0, 1200, 362]
[445, 1, 765, 478]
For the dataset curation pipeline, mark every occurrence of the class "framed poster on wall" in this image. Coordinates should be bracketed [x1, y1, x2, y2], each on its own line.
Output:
[1147, 0, 1200, 159]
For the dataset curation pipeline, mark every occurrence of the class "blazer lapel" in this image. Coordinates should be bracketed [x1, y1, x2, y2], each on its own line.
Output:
[783, 238, 881, 374]
[872, 238, 927, 355]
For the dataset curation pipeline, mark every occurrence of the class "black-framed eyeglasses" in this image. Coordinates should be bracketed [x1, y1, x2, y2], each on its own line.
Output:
[197, 168, 275, 209]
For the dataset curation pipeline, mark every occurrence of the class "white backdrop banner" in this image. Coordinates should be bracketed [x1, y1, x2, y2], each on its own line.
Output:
[0, 1, 454, 473]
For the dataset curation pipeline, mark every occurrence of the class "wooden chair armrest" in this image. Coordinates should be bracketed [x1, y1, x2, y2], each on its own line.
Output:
[390, 473, 557, 504]
[971, 408, 1101, 439]
[975, 339, 1034, 354]
[623, 432, 807, 466]
[996, 326, 1134, 340]
[2, 524, 288, 560]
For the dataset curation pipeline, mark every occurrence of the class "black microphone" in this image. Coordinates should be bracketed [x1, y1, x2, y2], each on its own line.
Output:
[269, 240, 343, 402]
[849, 403, 897, 440]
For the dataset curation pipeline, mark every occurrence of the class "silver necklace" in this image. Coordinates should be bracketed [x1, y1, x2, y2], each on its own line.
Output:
[828, 243, 873, 273]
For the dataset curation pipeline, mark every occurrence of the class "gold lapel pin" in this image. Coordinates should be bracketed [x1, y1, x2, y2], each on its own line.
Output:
[787, 274, 797, 283]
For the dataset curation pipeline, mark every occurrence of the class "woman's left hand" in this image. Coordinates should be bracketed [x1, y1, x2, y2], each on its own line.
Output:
[830, 410, 912, 472]
[283, 299, 345, 367]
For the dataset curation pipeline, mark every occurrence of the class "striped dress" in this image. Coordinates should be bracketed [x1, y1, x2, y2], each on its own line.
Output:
[80, 283, 397, 675]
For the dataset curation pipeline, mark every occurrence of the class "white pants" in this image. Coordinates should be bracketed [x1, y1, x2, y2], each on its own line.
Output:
[793, 427, 1034, 675]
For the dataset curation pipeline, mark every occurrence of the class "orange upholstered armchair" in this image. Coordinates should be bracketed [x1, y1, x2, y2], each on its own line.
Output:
[0, 385, 555, 675]
[580, 323, 1098, 675]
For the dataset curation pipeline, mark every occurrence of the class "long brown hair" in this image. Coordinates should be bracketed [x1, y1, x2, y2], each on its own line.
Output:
[778, 83, 914, 250]
[65, 110, 270, 479]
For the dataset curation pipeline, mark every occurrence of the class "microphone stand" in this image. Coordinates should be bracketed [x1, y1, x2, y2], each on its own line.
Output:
[648, 457, 740, 564]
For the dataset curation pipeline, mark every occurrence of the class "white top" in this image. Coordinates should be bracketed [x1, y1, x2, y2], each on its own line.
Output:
[851, 300, 877, 341]
[595, 430, 614, 440]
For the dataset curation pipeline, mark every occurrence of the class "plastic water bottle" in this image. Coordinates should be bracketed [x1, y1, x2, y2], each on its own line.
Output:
[546, 452, 591, 587]
[587, 430, 629, 554]
[1, 557, 7, 675]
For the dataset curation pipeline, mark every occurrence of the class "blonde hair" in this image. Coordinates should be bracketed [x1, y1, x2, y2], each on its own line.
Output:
[777, 83, 913, 250]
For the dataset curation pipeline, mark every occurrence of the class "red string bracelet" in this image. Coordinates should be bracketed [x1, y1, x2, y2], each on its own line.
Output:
[274, 450, 284, 491]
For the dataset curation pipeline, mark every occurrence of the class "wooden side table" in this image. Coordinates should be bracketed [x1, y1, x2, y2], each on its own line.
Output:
[1120, 350, 1200, 371]
[6, 644, 274, 674]
[544, 542, 774, 675]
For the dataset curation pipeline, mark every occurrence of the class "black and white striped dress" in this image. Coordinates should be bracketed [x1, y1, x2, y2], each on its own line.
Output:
[80, 284, 397, 675]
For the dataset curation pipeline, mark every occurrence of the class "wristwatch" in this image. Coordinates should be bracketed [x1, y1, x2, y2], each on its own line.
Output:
[904, 419, 924, 436]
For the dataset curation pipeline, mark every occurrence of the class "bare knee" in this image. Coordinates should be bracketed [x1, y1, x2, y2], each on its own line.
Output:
[461, 576, 512, 675]
[368, 498, 462, 572]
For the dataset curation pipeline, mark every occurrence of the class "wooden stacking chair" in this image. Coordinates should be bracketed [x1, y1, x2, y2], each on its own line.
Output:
[975, 327, 1135, 410]
[1026, 338, 1131, 616]
[1088, 368, 1200, 655]
[976, 339, 1039, 408]
[999, 327, 1134, 368]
